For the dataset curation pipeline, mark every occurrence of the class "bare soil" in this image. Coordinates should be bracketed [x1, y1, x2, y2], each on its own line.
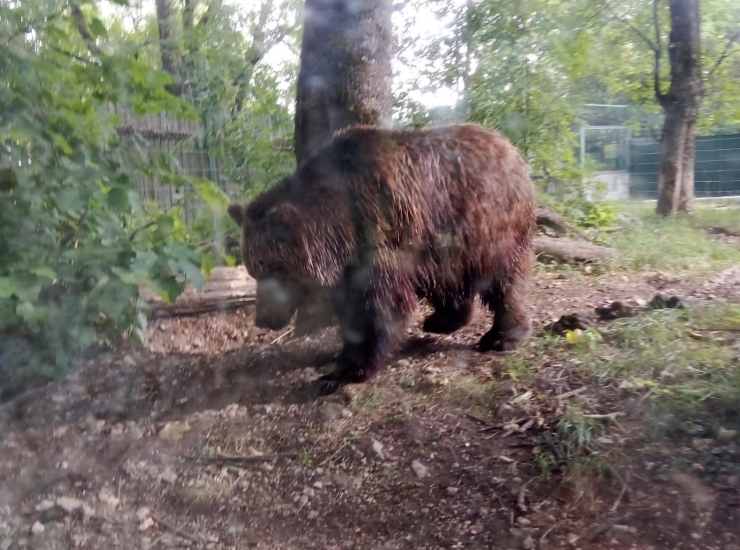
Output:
[1, 266, 739, 549]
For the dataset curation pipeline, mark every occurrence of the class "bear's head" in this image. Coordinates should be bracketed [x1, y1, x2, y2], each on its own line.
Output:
[228, 197, 311, 331]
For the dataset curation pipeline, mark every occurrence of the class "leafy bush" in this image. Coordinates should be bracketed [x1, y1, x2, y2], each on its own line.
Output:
[0, 3, 205, 398]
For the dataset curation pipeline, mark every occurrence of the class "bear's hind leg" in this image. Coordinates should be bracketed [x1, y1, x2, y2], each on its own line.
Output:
[422, 295, 474, 334]
[478, 276, 531, 352]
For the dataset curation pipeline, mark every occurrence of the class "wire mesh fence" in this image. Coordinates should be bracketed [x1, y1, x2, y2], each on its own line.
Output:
[630, 133, 740, 198]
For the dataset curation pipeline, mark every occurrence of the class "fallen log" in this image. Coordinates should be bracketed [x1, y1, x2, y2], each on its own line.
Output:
[535, 207, 571, 236]
[148, 295, 256, 319]
[534, 236, 614, 264]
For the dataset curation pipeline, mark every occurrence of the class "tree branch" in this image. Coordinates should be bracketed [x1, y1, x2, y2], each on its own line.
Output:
[605, 2, 658, 52]
[69, 2, 102, 57]
[706, 31, 740, 79]
[652, 0, 668, 105]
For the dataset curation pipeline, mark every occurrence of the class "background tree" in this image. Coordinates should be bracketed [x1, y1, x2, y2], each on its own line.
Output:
[294, 0, 393, 163]
[599, 0, 739, 215]
[291, 0, 394, 333]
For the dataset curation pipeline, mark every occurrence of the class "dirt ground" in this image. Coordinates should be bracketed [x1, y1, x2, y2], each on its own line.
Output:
[1, 266, 739, 550]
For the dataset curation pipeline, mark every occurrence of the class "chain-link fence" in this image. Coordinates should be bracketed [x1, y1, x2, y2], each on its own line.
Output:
[630, 133, 740, 198]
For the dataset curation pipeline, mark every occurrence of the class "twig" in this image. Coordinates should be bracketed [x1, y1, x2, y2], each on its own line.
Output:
[539, 522, 558, 545]
[555, 387, 587, 400]
[582, 412, 624, 420]
[185, 452, 298, 467]
[609, 468, 630, 513]
[691, 327, 740, 333]
[517, 477, 536, 512]
[271, 328, 294, 345]
[319, 440, 349, 467]
[707, 32, 740, 79]
[150, 513, 206, 545]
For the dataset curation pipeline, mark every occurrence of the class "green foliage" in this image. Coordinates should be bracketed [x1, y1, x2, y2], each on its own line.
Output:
[584, 306, 740, 433]
[0, 0, 203, 396]
[602, 204, 740, 272]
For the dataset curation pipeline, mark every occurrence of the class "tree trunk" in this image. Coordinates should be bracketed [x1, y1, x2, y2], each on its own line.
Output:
[292, 0, 393, 333]
[294, 0, 393, 163]
[678, 119, 696, 212]
[654, 0, 703, 216]
[655, 107, 688, 215]
[155, 0, 181, 94]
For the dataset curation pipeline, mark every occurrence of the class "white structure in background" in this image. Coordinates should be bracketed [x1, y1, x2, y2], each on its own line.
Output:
[579, 105, 632, 201]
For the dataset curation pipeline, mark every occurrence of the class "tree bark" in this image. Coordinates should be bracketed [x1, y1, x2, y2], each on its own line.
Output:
[155, 0, 182, 94]
[294, 0, 393, 163]
[678, 119, 696, 212]
[292, 0, 393, 333]
[656, 107, 688, 215]
[654, 0, 703, 216]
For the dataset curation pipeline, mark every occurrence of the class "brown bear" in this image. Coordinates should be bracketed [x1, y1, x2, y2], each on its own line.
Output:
[228, 124, 535, 394]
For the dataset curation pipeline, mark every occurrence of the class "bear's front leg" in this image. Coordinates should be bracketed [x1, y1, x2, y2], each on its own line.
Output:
[318, 314, 396, 395]
[318, 269, 412, 395]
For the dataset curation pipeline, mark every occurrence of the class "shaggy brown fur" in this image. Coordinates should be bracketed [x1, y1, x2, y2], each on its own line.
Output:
[228, 124, 535, 394]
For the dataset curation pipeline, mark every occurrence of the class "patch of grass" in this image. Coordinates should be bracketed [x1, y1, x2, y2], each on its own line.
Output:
[443, 374, 497, 412]
[601, 204, 740, 272]
[579, 305, 740, 435]
[692, 202, 740, 235]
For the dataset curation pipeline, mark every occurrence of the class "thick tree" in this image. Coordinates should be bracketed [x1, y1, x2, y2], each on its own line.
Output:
[655, 0, 704, 215]
[294, 0, 393, 163]
[291, 0, 393, 333]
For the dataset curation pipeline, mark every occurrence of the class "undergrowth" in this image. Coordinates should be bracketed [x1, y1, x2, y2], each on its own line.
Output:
[601, 204, 740, 272]
[576, 305, 739, 435]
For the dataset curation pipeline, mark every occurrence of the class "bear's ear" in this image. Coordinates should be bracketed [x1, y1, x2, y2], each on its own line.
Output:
[227, 204, 244, 226]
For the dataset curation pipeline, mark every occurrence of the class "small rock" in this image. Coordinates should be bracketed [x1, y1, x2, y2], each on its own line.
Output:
[159, 420, 191, 442]
[517, 516, 531, 526]
[648, 294, 683, 310]
[56, 496, 84, 513]
[98, 488, 120, 510]
[372, 439, 386, 460]
[35, 500, 54, 512]
[522, 535, 535, 550]
[717, 427, 737, 442]
[595, 301, 634, 320]
[319, 403, 345, 423]
[446, 486, 458, 496]
[159, 466, 177, 484]
[30, 522, 45, 535]
[139, 517, 154, 531]
[411, 460, 429, 479]
[691, 438, 713, 451]
[396, 359, 411, 368]
[308, 510, 319, 520]
[53, 426, 68, 438]
[544, 314, 588, 335]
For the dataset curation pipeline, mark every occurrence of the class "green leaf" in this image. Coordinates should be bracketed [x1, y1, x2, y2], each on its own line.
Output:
[107, 187, 130, 212]
[90, 17, 107, 38]
[0, 277, 17, 299]
[31, 267, 56, 280]
[193, 179, 229, 212]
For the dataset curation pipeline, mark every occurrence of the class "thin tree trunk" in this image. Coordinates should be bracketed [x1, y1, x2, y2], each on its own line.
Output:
[678, 119, 696, 212]
[656, 107, 688, 215]
[155, 0, 181, 96]
[294, 0, 393, 163]
[654, 0, 702, 216]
